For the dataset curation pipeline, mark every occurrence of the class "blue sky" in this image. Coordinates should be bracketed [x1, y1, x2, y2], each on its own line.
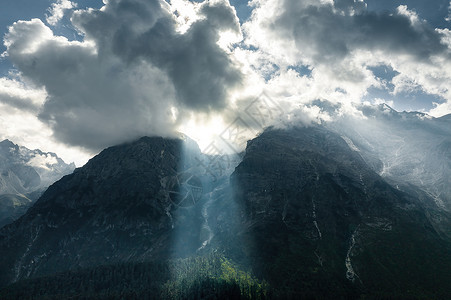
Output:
[0, 0, 450, 165]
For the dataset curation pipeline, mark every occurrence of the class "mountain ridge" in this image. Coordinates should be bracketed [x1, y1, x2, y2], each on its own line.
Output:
[0, 121, 450, 298]
[223, 125, 451, 297]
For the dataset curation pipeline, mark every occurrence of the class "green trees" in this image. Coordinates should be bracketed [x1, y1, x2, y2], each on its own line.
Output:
[0, 252, 269, 299]
[160, 253, 269, 299]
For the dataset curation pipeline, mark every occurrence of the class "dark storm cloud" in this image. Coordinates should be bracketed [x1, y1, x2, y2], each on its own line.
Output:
[73, 0, 242, 111]
[4, 0, 242, 151]
[5, 18, 177, 150]
[273, 0, 448, 65]
[353, 11, 446, 57]
[0, 93, 39, 112]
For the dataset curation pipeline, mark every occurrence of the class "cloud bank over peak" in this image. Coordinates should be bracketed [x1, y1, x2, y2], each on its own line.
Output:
[243, 0, 451, 116]
[1, 0, 451, 164]
[3, 0, 242, 152]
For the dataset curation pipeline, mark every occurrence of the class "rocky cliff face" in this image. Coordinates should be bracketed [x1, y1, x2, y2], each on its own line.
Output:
[0, 140, 75, 227]
[222, 126, 451, 297]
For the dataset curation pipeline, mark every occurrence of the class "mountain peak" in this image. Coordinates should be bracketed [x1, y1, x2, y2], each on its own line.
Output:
[0, 139, 16, 149]
[0, 135, 202, 285]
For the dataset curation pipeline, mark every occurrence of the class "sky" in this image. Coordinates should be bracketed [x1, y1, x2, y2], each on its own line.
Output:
[0, 0, 451, 166]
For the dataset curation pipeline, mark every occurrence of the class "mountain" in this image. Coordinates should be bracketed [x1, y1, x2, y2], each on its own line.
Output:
[0, 135, 230, 286]
[0, 123, 450, 298]
[218, 126, 451, 298]
[0, 140, 75, 227]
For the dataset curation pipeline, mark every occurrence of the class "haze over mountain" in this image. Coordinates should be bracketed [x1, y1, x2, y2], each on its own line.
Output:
[0, 139, 75, 227]
[324, 102, 451, 211]
[0, 106, 450, 298]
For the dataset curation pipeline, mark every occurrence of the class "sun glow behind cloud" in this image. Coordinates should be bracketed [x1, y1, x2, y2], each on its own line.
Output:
[170, 0, 201, 34]
[178, 115, 229, 152]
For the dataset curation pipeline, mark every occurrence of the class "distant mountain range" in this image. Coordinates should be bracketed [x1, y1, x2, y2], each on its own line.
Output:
[0, 106, 450, 299]
[0, 140, 75, 227]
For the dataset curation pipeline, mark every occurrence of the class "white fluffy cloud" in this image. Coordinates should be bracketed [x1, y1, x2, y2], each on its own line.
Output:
[46, 0, 77, 26]
[27, 153, 58, 170]
[4, 0, 243, 152]
[0, 76, 46, 111]
[2, 0, 451, 164]
[242, 0, 451, 117]
[0, 74, 91, 166]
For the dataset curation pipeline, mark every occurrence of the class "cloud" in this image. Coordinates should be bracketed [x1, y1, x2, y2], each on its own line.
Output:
[446, 1, 451, 22]
[0, 76, 46, 112]
[3, 0, 451, 163]
[0, 98, 91, 166]
[243, 0, 451, 116]
[0, 73, 91, 166]
[72, 0, 242, 111]
[27, 153, 58, 170]
[46, 0, 77, 26]
[4, 0, 243, 151]
[246, 0, 446, 65]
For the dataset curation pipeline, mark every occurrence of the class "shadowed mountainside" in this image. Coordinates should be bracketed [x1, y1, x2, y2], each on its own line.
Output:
[0, 125, 450, 298]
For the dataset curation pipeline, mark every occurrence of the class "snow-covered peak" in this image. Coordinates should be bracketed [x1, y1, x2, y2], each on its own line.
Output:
[0, 139, 75, 194]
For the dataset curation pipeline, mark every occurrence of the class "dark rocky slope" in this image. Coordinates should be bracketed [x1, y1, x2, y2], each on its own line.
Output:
[0, 136, 203, 286]
[218, 126, 451, 298]
[0, 127, 450, 299]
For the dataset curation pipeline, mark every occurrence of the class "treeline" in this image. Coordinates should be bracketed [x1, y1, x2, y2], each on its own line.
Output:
[0, 253, 270, 300]
[0, 252, 437, 299]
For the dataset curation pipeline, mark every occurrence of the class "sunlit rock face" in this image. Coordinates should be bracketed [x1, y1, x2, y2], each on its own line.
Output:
[0, 140, 74, 227]
[229, 126, 451, 298]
